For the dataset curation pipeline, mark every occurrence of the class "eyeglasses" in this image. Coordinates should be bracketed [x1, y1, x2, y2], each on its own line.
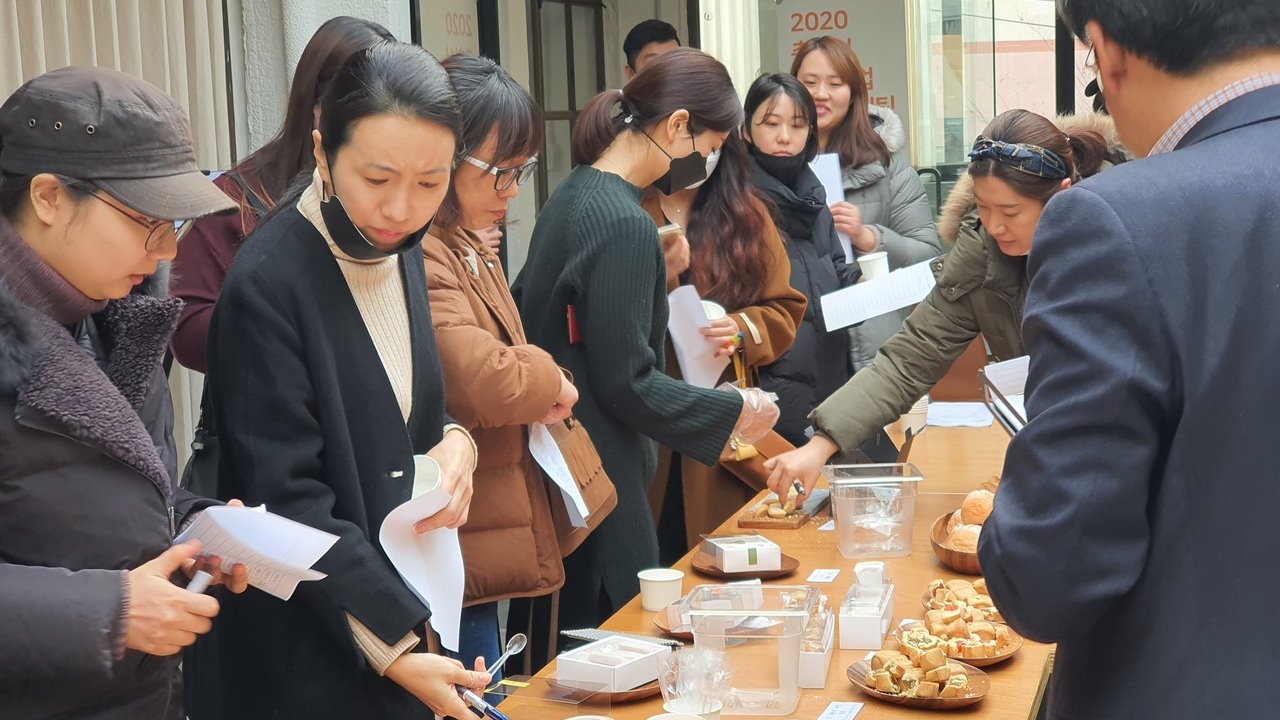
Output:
[86, 190, 177, 252]
[969, 136, 1069, 180]
[1085, 44, 1104, 92]
[463, 156, 538, 192]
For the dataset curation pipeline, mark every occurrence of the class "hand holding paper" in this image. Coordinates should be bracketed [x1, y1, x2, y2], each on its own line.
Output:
[415, 431, 476, 533]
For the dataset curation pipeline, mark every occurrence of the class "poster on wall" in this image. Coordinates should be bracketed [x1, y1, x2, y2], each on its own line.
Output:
[420, 0, 480, 58]
[776, 0, 911, 156]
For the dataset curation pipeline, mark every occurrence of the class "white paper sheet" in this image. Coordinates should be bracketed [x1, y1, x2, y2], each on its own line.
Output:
[926, 402, 995, 428]
[529, 422, 589, 527]
[378, 456, 465, 652]
[981, 356, 1030, 432]
[819, 259, 938, 331]
[816, 701, 865, 720]
[175, 505, 338, 601]
[667, 285, 730, 388]
[809, 153, 853, 262]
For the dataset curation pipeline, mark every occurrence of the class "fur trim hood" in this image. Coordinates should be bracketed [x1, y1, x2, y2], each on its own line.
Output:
[938, 113, 1130, 244]
[868, 104, 908, 155]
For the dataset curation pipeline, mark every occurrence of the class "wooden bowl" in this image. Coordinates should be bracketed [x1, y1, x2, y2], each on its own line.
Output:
[893, 621, 1023, 668]
[847, 659, 989, 709]
[929, 512, 983, 575]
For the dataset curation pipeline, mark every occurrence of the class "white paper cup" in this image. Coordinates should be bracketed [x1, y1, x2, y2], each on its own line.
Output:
[637, 568, 684, 611]
[857, 251, 890, 281]
[664, 698, 723, 720]
[701, 300, 727, 321]
[411, 455, 441, 499]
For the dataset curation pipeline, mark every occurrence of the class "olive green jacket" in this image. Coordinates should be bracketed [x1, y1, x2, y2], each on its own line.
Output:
[811, 113, 1127, 455]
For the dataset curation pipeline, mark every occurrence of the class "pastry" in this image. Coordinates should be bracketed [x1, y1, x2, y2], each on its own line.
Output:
[871, 670, 899, 694]
[960, 489, 994, 525]
[940, 674, 970, 699]
[925, 664, 953, 683]
[871, 650, 907, 671]
[946, 524, 981, 553]
[972, 578, 987, 594]
[969, 621, 996, 642]
[917, 681, 941, 699]
[918, 647, 947, 672]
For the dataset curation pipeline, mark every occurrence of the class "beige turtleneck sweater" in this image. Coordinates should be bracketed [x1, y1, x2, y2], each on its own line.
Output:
[298, 172, 478, 674]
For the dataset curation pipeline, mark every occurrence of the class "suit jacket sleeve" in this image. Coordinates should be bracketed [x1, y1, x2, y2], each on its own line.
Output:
[210, 268, 430, 650]
[579, 215, 742, 465]
[978, 187, 1176, 642]
[732, 223, 806, 368]
[424, 243, 562, 430]
[869, 154, 942, 267]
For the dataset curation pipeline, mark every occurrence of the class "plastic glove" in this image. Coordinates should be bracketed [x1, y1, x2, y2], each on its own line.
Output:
[729, 386, 779, 445]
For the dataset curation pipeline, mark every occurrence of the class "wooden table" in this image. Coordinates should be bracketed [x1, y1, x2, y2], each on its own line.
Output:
[499, 425, 1052, 719]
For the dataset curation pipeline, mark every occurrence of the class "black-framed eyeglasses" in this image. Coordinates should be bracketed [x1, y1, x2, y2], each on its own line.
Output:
[463, 156, 538, 192]
[969, 136, 1069, 180]
[86, 190, 178, 252]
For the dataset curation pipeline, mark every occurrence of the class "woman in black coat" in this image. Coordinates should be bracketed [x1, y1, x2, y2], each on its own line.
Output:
[742, 74, 860, 446]
[0, 67, 245, 719]
[193, 43, 487, 720]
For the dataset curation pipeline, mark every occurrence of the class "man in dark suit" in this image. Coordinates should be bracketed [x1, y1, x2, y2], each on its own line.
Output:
[978, 2, 1280, 718]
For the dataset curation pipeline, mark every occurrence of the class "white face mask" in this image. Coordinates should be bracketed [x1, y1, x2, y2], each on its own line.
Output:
[685, 149, 722, 189]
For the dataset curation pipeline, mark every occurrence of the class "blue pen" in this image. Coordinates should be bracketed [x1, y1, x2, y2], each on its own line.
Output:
[459, 687, 509, 720]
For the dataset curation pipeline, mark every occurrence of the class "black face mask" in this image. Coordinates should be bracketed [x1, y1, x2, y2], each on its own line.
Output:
[748, 142, 809, 187]
[644, 128, 708, 195]
[319, 176, 429, 260]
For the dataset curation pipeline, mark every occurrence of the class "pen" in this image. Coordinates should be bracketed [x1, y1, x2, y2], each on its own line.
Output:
[186, 569, 214, 594]
[459, 687, 509, 720]
[792, 479, 807, 497]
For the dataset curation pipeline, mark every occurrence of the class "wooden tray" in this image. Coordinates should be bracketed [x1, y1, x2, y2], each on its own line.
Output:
[929, 511, 983, 575]
[690, 551, 799, 580]
[893, 621, 1022, 668]
[652, 603, 694, 640]
[847, 659, 989, 709]
[736, 489, 831, 530]
[543, 676, 661, 703]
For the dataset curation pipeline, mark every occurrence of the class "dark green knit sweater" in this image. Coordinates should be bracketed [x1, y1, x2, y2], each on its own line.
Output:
[514, 164, 741, 617]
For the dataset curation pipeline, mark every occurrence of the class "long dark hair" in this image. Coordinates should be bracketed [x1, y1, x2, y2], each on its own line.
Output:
[264, 42, 462, 224]
[685, 134, 776, 310]
[969, 109, 1108, 203]
[790, 37, 890, 169]
[242, 17, 393, 205]
[435, 54, 542, 233]
[743, 73, 820, 162]
[572, 48, 743, 166]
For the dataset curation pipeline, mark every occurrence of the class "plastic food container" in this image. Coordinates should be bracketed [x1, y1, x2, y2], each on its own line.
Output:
[681, 585, 817, 716]
[827, 463, 923, 559]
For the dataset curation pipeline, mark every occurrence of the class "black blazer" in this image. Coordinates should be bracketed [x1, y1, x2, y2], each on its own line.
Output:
[979, 84, 1280, 719]
[191, 206, 447, 719]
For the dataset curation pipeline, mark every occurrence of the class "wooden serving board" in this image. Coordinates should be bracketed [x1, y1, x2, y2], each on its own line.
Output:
[737, 488, 830, 529]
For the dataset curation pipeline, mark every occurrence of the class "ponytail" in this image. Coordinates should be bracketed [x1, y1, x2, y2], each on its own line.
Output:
[1065, 130, 1108, 179]
[571, 89, 627, 166]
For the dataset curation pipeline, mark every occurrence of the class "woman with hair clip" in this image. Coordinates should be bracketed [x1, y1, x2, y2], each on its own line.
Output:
[171, 16, 394, 372]
[643, 132, 807, 560]
[515, 48, 780, 631]
[741, 73, 861, 448]
[792, 37, 941, 370]
[764, 109, 1125, 496]
[192, 43, 489, 719]
[423, 53, 573, 683]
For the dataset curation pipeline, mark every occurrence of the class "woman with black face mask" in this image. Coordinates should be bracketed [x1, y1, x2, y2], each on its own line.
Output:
[742, 73, 861, 448]
[514, 48, 780, 634]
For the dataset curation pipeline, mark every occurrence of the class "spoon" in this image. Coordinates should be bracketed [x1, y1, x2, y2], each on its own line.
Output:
[485, 633, 528, 676]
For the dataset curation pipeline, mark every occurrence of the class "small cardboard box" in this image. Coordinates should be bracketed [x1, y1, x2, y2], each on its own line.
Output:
[798, 613, 835, 689]
[702, 534, 782, 573]
[556, 637, 671, 692]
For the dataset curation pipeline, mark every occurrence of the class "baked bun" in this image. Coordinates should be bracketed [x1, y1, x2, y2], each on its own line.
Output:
[960, 489, 995, 525]
[945, 509, 964, 536]
[946, 524, 982, 553]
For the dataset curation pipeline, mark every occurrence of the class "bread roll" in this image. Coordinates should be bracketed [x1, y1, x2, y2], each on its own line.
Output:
[946, 524, 981, 553]
[970, 621, 996, 642]
[945, 509, 963, 536]
[917, 681, 941, 699]
[972, 578, 987, 594]
[944, 618, 968, 638]
[960, 489, 994, 525]
[919, 647, 947, 671]
[925, 664, 953, 683]
[872, 650, 906, 671]
[995, 625, 1012, 648]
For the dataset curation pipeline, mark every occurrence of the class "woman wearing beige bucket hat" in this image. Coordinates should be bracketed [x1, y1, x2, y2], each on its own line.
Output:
[0, 66, 248, 718]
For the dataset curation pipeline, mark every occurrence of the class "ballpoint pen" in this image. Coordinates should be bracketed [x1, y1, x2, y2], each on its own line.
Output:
[186, 569, 214, 594]
[792, 479, 807, 497]
[459, 687, 510, 720]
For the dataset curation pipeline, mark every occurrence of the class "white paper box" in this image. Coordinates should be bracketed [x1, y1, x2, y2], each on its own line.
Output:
[556, 637, 671, 692]
[838, 584, 894, 650]
[798, 615, 835, 689]
[703, 535, 782, 573]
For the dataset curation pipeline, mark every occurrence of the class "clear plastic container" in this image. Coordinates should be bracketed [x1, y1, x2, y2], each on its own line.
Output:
[681, 585, 817, 716]
[827, 463, 923, 559]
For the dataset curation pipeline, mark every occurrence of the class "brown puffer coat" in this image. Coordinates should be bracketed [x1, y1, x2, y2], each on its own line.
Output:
[423, 228, 565, 605]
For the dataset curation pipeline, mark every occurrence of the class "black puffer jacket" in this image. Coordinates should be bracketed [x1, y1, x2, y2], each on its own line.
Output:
[0, 259, 212, 719]
[750, 160, 861, 445]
